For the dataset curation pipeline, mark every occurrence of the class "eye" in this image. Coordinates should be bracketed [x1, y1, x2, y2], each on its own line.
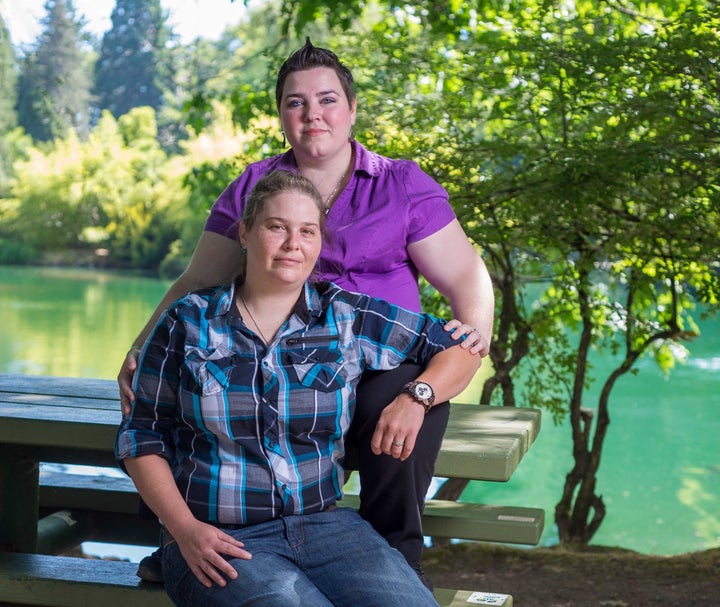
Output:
[286, 99, 303, 108]
[302, 227, 317, 236]
[320, 97, 336, 105]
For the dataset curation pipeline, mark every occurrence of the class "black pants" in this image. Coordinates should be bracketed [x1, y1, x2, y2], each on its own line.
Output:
[344, 363, 450, 567]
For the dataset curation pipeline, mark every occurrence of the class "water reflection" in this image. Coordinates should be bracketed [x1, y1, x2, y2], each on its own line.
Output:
[1, 265, 719, 556]
[0, 266, 170, 378]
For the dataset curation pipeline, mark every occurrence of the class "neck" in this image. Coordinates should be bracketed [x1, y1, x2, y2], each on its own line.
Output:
[235, 282, 301, 345]
[240, 278, 304, 310]
[297, 144, 354, 208]
[296, 141, 353, 174]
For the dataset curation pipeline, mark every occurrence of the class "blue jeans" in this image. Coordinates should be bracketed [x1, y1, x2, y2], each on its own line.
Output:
[161, 508, 439, 607]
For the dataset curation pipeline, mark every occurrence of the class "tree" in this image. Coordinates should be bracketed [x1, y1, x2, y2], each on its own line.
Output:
[0, 14, 17, 133]
[361, 1, 720, 545]
[15, 0, 93, 141]
[0, 14, 18, 188]
[93, 0, 168, 120]
[2, 106, 186, 269]
[229, 0, 720, 546]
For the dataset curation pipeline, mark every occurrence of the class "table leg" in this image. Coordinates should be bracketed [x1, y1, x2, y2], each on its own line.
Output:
[0, 445, 39, 552]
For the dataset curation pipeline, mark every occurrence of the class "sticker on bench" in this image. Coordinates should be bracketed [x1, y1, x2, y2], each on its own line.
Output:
[497, 514, 536, 523]
[465, 592, 510, 605]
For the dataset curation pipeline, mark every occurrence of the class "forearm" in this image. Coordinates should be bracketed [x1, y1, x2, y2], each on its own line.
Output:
[417, 343, 482, 406]
[124, 454, 196, 535]
[124, 454, 251, 587]
[371, 344, 480, 459]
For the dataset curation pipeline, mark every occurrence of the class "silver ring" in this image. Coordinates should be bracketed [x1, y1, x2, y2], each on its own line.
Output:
[392, 440, 405, 447]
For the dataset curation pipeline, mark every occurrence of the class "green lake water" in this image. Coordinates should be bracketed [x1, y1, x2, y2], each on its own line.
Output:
[1, 265, 718, 557]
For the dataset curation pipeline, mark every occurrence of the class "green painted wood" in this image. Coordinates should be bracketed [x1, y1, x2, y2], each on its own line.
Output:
[0, 552, 172, 607]
[39, 471, 543, 545]
[40, 471, 140, 515]
[0, 552, 509, 607]
[0, 374, 530, 605]
[0, 373, 541, 482]
[342, 494, 543, 545]
[0, 447, 38, 553]
[0, 375, 121, 401]
[36, 512, 93, 556]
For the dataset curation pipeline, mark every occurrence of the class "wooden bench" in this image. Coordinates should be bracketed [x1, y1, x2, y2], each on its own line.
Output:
[0, 552, 513, 607]
[1, 373, 538, 606]
[38, 470, 545, 546]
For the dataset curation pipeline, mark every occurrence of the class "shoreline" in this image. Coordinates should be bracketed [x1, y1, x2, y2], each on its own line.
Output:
[422, 542, 720, 607]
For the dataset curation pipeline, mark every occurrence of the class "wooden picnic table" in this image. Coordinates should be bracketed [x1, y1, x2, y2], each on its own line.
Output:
[0, 372, 541, 553]
[0, 372, 540, 607]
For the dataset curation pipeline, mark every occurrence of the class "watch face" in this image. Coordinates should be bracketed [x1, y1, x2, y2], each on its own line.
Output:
[414, 382, 433, 400]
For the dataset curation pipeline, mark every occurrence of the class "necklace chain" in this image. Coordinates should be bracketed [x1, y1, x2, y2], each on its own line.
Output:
[303, 151, 354, 215]
[322, 168, 349, 212]
[239, 291, 269, 345]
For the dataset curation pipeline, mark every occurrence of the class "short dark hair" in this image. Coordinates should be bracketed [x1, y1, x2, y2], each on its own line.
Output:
[275, 37, 356, 110]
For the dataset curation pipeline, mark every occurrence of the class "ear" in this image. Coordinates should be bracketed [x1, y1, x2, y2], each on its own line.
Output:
[238, 222, 248, 249]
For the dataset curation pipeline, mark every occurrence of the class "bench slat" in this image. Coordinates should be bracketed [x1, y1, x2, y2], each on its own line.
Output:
[0, 552, 170, 607]
[341, 494, 543, 545]
[39, 471, 543, 545]
[0, 552, 511, 607]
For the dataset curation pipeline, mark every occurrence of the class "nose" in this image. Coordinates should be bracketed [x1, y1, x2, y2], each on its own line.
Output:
[304, 100, 321, 121]
[284, 230, 301, 249]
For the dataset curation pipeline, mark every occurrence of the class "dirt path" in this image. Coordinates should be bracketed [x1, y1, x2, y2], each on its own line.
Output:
[422, 543, 720, 607]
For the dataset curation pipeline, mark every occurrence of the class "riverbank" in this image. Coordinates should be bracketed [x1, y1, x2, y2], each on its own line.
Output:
[422, 542, 720, 607]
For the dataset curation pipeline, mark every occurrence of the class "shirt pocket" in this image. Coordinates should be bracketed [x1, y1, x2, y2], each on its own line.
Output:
[284, 337, 346, 392]
[181, 344, 235, 396]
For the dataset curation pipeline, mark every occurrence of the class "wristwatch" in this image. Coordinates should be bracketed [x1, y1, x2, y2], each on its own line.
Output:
[402, 381, 435, 413]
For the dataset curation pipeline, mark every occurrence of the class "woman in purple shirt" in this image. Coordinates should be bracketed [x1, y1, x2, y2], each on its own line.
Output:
[118, 38, 494, 588]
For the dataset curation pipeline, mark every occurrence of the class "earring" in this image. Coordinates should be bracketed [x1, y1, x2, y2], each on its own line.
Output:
[281, 131, 287, 147]
[241, 245, 247, 254]
[348, 126, 355, 142]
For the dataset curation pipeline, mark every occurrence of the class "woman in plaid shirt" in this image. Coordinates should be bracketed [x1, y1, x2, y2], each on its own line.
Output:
[116, 171, 480, 606]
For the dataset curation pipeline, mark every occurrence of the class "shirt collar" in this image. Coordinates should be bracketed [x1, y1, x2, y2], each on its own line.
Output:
[205, 279, 328, 325]
[351, 141, 378, 177]
[276, 141, 377, 178]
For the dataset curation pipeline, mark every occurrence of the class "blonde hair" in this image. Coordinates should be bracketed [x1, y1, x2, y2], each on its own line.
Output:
[242, 170, 325, 231]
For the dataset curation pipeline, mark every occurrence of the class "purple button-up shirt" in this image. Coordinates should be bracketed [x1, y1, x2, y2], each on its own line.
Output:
[205, 142, 456, 312]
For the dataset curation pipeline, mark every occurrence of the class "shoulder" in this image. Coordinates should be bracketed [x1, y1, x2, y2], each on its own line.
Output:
[355, 141, 422, 177]
[169, 284, 232, 320]
[312, 281, 365, 307]
[209, 153, 297, 234]
[229, 151, 297, 189]
[355, 141, 446, 197]
[310, 282, 377, 319]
